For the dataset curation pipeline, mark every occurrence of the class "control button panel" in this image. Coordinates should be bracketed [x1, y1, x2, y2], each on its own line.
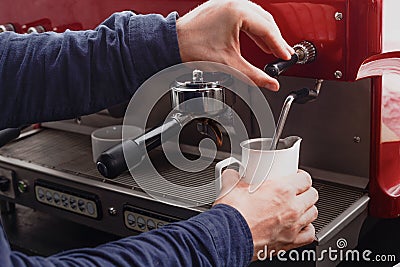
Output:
[123, 205, 178, 233]
[35, 180, 101, 219]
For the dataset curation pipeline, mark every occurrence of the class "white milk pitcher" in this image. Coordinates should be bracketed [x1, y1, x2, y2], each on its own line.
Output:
[215, 136, 302, 190]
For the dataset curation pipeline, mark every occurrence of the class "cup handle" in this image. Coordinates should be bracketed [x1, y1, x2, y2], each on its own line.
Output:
[215, 157, 243, 190]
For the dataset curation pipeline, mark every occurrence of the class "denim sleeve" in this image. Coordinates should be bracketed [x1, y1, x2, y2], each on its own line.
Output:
[0, 204, 253, 267]
[0, 11, 181, 129]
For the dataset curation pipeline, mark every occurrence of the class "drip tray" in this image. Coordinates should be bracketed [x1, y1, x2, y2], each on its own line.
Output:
[0, 129, 367, 240]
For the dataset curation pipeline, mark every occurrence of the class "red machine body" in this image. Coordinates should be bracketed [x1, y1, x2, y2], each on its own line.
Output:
[1, 0, 398, 218]
[0, 0, 382, 81]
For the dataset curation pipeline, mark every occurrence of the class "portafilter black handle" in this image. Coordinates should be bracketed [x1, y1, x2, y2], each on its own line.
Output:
[0, 128, 21, 148]
[96, 116, 184, 179]
[264, 40, 317, 78]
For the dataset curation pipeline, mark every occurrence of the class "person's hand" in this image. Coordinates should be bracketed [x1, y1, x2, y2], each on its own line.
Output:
[214, 169, 318, 261]
[176, 0, 294, 91]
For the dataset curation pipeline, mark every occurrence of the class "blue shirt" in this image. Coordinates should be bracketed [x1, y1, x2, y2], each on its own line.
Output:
[0, 12, 254, 266]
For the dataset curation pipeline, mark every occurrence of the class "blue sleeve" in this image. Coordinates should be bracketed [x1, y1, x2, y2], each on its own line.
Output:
[0, 10, 255, 267]
[0, 11, 181, 129]
[0, 204, 253, 267]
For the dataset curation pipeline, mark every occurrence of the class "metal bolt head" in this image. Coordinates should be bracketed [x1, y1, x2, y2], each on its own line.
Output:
[334, 70, 343, 79]
[17, 180, 28, 193]
[335, 12, 343, 21]
[353, 136, 361, 143]
[108, 207, 117, 216]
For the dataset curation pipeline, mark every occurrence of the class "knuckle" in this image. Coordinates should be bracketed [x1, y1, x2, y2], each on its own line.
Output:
[288, 225, 299, 236]
[276, 185, 288, 195]
[289, 207, 301, 220]
[222, 0, 242, 11]
[280, 184, 296, 195]
[279, 186, 294, 199]
[254, 2, 273, 19]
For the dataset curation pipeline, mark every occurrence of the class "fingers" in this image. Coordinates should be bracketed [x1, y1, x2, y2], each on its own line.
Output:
[240, 2, 293, 60]
[227, 53, 280, 90]
[281, 169, 313, 195]
[245, 33, 273, 56]
[292, 224, 316, 247]
[285, 43, 295, 55]
[296, 187, 319, 213]
[298, 205, 318, 227]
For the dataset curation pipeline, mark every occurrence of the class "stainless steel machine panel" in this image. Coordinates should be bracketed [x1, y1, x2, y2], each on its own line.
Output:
[0, 129, 366, 240]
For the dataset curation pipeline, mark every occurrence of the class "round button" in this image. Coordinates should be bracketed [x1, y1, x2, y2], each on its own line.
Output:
[37, 188, 45, 200]
[157, 222, 165, 229]
[61, 194, 69, 207]
[87, 202, 95, 215]
[53, 193, 60, 204]
[137, 217, 146, 230]
[45, 191, 52, 202]
[70, 197, 77, 209]
[147, 219, 156, 231]
[78, 199, 85, 212]
[127, 214, 136, 226]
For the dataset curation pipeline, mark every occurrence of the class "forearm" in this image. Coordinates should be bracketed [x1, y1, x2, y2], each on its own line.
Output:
[0, 11, 181, 129]
[6, 205, 253, 267]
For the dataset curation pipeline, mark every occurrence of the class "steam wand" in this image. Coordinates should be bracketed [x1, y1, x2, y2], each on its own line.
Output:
[269, 79, 323, 150]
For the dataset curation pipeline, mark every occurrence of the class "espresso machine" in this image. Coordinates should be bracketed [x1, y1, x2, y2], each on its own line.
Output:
[0, 0, 398, 266]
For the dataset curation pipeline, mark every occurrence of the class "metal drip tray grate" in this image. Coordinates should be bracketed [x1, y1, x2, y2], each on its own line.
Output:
[0, 129, 365, 234]
[312, 182, 365, 233]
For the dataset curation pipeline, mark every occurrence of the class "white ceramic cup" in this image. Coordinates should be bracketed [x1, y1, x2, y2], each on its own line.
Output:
[215, 136, 302, 188]
[91, 125, 143, 163]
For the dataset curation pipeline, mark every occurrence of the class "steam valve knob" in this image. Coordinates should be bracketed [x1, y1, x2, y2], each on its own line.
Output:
[293, 41, 317, 64]
[264, 40, 317, 78]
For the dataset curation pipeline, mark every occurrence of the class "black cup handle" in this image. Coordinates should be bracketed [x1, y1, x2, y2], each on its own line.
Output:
[96, 117, 183, 179]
